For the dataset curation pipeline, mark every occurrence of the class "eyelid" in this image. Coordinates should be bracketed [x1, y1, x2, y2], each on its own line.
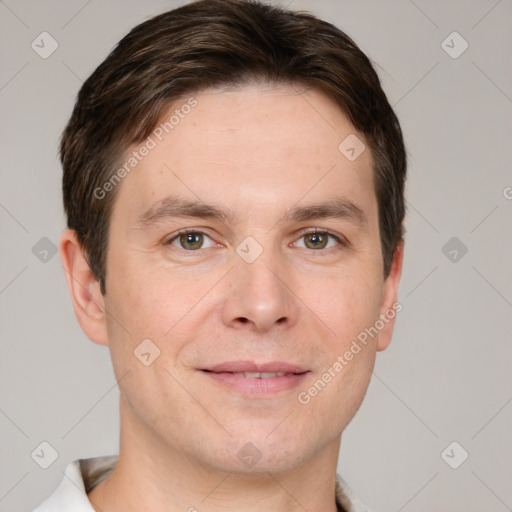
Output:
[292, 228, 349, 248]
[164, 228, 219, 248]
[164, 227, 349, 250]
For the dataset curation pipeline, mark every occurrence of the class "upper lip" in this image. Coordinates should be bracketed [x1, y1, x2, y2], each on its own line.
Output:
[202, 360, 309, 374]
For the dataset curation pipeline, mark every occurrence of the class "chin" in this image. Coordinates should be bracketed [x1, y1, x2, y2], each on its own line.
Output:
[194, 429, 319, 476]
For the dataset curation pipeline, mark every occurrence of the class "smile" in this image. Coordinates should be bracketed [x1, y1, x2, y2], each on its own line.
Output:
[200, 362, 310, 396]
[230, 371, 289, 379]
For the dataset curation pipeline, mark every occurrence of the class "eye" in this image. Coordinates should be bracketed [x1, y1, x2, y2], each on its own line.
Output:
[167, 230, 216, 250]
[294, 230, 343, 250]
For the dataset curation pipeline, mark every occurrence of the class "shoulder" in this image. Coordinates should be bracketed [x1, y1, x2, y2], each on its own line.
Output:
[335, 473, 375, 512]
[32, 455, 117, 512]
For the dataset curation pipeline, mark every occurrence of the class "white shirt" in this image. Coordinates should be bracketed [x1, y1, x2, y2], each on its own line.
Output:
[32, 455, 371, 512]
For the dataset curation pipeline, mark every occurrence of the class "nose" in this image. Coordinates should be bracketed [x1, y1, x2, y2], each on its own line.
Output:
[221, 249, 299, 333]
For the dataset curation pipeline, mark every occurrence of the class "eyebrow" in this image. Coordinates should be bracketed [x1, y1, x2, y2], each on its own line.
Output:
[134, 195, 235, 229]
[133, 195, 367, 230]
[282, 198, 367, 227]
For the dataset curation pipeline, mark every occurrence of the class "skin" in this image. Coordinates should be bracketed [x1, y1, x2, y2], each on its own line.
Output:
[61, 83, 403, 512]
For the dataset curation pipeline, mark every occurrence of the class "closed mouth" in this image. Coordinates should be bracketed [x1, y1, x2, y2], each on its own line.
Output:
[201, 360, 309, 374]
[202, 370, 306, 379]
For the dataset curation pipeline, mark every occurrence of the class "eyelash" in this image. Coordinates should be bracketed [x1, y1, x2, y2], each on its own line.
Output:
[165, 228, 347, 252]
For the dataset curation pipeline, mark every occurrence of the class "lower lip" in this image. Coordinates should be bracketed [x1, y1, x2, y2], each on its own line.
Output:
[201, 371, 309, 396]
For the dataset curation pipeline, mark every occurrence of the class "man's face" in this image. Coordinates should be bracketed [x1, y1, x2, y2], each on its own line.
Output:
[101, 84, 400, 473]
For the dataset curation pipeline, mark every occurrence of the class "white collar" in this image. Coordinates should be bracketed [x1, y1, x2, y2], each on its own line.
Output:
[33, 455, 371, 512]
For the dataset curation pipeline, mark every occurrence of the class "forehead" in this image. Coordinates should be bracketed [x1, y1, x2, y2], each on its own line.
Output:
[111, 84, 376, 226]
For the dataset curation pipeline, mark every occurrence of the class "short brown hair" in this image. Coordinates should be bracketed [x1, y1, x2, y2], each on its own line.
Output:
[61, 0, 406, 294]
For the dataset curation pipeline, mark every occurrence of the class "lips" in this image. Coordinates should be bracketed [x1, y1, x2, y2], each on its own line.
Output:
[229, 371, 288, 379]
[204, 360, 308, 374]
[200, 361, 309, 395]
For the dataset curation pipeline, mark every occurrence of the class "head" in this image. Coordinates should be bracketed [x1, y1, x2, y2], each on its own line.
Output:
[60, 0, 406, 474]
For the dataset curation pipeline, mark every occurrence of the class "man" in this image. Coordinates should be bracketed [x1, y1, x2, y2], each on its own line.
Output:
[34, 0, 406, 510]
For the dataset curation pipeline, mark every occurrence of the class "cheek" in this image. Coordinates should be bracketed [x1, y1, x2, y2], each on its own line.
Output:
[302, 266, 383, 349]
[106, 252, 179, 329]
[104, 258, 213, 369]
[297, 268, 382, 424]
[102, 267, 205, 434]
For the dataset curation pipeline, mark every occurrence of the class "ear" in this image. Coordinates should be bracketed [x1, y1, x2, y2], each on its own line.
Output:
[59, 229, 109, 346]
[376, 241, 404, 352]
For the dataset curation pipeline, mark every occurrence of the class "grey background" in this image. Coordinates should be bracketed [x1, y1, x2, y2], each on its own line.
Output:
[1, 0, 511, 510]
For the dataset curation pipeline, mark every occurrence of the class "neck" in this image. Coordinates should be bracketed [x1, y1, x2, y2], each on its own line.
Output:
[88, 399, 342, 512]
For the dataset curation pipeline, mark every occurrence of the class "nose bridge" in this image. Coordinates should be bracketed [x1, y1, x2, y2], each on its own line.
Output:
[221, 240, 298, 332]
